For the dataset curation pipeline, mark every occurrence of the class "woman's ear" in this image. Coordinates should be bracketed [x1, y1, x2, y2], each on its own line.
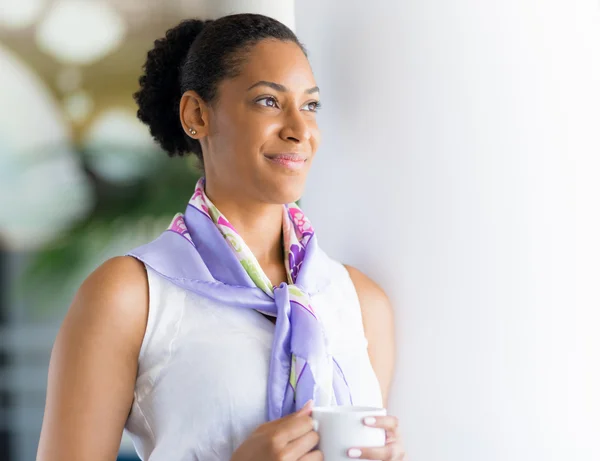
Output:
[180, 90, 210, 139]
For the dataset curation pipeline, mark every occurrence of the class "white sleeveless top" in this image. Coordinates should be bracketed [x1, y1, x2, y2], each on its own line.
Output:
[124, 258, 383, 461]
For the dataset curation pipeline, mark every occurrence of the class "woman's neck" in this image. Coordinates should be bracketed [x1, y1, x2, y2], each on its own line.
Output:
[203, 184, 285, 270]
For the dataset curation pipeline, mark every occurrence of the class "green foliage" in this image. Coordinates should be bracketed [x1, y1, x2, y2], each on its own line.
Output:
[18, 147, 201, 320]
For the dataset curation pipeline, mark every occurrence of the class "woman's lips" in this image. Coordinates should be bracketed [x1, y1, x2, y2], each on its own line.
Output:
[265, 154, 307, 170]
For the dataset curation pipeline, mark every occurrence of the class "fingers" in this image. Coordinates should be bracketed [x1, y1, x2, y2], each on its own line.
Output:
[299, 449, 324, 461]
[362, 415, 399, 431]
[347, 444, 405, 460]
[270, 400, 312, 429]
[351, 416, 405, 460]
[273, 414, 315, 444]
[291, 399, 313, 419]
[277, 399, 313, 420]
[285, 429, 320, 460]
[297, 399, 314, 415]
[273, 401, 315, 443]
[277, 402, 320, 460]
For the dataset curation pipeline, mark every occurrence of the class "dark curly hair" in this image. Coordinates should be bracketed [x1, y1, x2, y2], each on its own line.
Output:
[134, 14, 307, 160]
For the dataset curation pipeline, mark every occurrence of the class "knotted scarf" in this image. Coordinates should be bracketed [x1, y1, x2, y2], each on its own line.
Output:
[127, 178, 353, 420]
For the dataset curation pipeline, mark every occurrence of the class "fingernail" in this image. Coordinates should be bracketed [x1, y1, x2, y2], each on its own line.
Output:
[363, 416, 376, 426]
[348, 448, 362, 458]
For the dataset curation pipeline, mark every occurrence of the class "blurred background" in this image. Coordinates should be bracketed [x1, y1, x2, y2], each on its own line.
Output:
[0, 1, 244, 459]
[1, 0, 599, 460]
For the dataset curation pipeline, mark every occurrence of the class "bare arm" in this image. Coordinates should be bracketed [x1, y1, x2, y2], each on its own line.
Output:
[37, 256, 149, 461]
[344, 265, 396, 407]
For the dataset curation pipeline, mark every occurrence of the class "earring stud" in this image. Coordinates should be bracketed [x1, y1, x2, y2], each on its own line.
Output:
[188, 127, 197, 136]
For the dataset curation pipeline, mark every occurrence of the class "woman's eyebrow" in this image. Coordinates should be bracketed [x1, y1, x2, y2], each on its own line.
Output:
[247, 80, 320, 94]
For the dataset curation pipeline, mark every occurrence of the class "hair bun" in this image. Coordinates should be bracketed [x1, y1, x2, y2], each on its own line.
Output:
[134, 19, 209, 157]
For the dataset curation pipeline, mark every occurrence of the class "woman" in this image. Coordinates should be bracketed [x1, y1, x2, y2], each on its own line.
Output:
[37, 13, 404, 461]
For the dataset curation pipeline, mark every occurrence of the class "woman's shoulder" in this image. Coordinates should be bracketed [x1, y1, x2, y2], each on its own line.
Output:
[342, 265, 390, 309]
[69, 256, 149, 352]
[78, 256, 148, 310]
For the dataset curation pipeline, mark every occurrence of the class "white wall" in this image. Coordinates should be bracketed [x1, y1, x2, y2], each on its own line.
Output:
[200, 0, 295, 30]
[296, 1, 600, 460]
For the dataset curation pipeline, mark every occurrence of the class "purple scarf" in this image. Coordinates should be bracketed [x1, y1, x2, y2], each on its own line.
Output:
[126, 180, 353, 420]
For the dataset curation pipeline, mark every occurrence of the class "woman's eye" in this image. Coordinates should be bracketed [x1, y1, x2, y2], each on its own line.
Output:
[302, 101, 322, 112]
[256, 96, 279, 108]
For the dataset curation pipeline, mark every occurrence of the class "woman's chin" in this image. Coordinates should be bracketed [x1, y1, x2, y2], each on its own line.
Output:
[261, 180, 306, 205]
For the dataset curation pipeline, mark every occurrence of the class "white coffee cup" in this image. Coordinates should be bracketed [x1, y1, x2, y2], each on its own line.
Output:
[311, 405, 387, 461]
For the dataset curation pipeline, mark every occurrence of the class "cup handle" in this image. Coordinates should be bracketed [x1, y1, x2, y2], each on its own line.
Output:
[312, 419, 319, 432]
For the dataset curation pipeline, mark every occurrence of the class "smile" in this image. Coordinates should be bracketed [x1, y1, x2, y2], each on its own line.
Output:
[264, 153, 307, 170]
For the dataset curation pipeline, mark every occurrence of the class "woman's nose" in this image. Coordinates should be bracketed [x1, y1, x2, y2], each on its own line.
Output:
[280, 110, 311, 143]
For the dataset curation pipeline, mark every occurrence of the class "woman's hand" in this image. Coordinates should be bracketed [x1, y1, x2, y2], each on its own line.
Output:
[230, 400, 322, 461]
[346, 415, 406, 460]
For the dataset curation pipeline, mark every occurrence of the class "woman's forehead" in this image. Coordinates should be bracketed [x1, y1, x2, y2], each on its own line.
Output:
[233, 40, 316, 91]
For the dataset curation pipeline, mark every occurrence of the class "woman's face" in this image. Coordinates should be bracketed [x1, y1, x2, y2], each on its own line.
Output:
[198, 39, 321, 205]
